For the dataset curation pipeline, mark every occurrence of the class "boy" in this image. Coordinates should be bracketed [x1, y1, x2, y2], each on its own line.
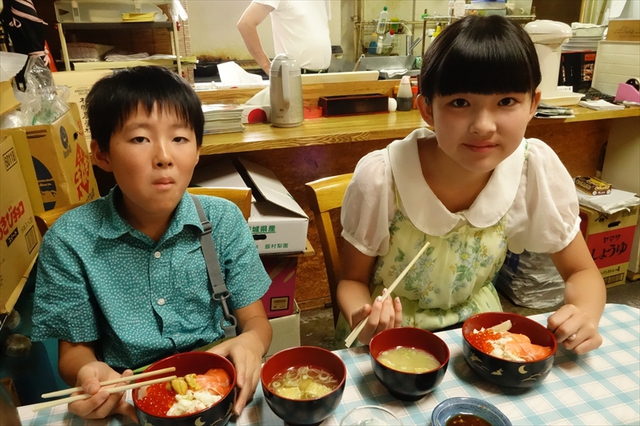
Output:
[32, 66, 272, 421]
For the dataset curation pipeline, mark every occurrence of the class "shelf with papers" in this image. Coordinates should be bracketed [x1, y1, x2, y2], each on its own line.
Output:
[57, 21, 183, 74]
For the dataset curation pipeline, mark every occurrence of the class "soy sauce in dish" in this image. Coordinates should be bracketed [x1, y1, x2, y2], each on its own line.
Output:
[445, 413, 492, 426]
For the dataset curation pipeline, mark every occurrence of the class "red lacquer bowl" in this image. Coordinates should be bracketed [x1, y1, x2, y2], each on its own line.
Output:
[462, 312, 557, 388]
[261, 346, 347, 426]
[369, 327, 450, 401]
[133, 352, 236, 426]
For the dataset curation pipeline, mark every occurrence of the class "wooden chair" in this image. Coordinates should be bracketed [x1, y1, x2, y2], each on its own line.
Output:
[35, 187, 252, 236]
[305, 173, 353, 326]
[186, 187, 251, 221]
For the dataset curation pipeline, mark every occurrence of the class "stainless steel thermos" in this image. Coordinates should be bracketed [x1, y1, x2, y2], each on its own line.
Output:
[270, 54, 304, 128]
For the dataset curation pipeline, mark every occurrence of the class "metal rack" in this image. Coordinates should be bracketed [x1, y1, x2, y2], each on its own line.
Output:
[355, 14, 536, 58]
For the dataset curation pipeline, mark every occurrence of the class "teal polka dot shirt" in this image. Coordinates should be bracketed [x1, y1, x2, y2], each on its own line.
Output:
[32, 187, 271, 371]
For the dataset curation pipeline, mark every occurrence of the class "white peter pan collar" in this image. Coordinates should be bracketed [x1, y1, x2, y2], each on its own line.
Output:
[388, 128, 525, 236]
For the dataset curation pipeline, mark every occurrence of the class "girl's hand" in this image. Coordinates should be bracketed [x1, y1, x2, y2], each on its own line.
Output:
[354, 289, 403, 345]
[547, 304, 602, 354]
[68, 362, 138, 423]
[210, 334, 264, 416]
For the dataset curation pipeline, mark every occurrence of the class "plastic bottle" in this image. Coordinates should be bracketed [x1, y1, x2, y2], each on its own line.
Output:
[424, 28, 435, 49]
[454, 0, 466, 18]
[396, 76, 413, 111]
[432, 23, 442, 41]
[376, 6, 390, 35]
[376, 34, 384, 54]
[383, 29, 395, 54]
[447, 0, 455, 17]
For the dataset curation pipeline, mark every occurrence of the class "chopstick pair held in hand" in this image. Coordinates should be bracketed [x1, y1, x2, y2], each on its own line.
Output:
[344, 241, 431, 347]
[33, 367, 177, 412]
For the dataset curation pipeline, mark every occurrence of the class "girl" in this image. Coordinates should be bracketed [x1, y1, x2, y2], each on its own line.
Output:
[336, 16, 605, 355]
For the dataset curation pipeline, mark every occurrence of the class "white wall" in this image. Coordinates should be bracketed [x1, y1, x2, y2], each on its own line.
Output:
[186, 0, 533, 61]
[358, 1, 532, 23]
[187, 0, 341, 60]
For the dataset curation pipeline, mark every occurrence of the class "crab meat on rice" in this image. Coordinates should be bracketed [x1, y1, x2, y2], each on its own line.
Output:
[154, 368, 231, 416]
[166, 389, 223, 416]
[166, 368, 232, 415]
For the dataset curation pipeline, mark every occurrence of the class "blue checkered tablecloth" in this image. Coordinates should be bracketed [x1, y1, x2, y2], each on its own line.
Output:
[18, 303, 640, 425]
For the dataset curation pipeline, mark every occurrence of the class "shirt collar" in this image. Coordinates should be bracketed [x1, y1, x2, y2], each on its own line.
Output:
[389, 128, 525, 236]
[98, 187, 203, 240]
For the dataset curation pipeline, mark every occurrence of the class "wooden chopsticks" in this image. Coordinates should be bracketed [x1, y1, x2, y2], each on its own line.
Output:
[33, 367, 177, 412]
[344, 241, 431, 348]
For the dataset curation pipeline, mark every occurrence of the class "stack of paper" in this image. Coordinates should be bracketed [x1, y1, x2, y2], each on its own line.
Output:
[578, 100, 625, 111]
[121, 13, 156, 22]
[576, 188, 639, 214]
[535, 103, 574, 119]
[201, 104, 244, 135]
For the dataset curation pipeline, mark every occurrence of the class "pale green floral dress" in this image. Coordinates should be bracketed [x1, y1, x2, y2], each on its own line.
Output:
[371, 202, 506, 331]
[335, 128, 581, 348]
[335, 202, 506, 348]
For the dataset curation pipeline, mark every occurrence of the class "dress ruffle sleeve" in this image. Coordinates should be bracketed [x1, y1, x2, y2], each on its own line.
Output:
[507, 139, 581, 254]
[341, 149, 395, 257]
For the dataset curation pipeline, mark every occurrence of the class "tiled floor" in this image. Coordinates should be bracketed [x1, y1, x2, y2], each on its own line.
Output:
[300, 280, 640, 351]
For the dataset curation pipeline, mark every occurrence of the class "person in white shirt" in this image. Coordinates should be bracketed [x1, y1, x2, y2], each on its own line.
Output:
[237, 0, 331, 75]
[336, 16, 605, 356]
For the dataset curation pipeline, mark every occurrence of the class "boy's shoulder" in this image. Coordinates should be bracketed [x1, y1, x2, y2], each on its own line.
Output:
[44, 196, 111, 241]
[190, 193, 238, 210]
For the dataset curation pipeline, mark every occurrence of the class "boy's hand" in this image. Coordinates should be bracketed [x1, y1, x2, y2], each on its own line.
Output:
[209, 334, 264, 416]
[68, 362, 138, 423]
[354, 290, 403, 345]
[547, 304, 602, 354]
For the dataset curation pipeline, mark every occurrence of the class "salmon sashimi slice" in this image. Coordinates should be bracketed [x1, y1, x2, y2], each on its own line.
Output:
[499, 332, 553, 362]
[195, 368, 232, 396]
[470, 328, 554, 362]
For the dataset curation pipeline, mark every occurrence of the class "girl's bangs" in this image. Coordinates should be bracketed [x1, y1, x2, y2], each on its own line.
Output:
[435, 40, 535, 96]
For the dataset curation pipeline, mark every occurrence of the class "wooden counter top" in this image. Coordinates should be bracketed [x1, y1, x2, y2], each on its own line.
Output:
[201, 105, 640, 156]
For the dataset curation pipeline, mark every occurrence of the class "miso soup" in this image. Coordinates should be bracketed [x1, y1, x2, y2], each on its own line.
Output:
[377, 346, 440, 373]
[268, 366, 338, 400]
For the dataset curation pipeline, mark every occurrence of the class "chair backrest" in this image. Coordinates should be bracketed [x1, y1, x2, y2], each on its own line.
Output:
[187, 187, 252, 221]
[35, 187, 252, 236]
[305, 173, 353, 326]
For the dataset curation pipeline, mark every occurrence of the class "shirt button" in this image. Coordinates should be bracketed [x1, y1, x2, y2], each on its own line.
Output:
[157, 298, 165, 306]
[154, 251, 161, 259]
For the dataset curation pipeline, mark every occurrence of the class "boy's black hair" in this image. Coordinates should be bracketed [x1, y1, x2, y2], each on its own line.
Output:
[420, 15, 541, 103]
[87, 66, 204, 152]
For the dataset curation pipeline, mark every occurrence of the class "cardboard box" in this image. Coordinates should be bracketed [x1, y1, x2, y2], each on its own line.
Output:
[592, 40, 640, 96]
[626, 213, 640, 281]
[265, 300, 300, 359]
[1, 133, 41, 314]
[607, 20, 640, 42]
[52, 70, 113, 139]
[261, 256, 297, 319]
[0, 80, 20, 116]
[22, 103, 100, 210]
[0, 129, 44, 216]
[192, 158, 309, 254]
[579, 205, 639, 287]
